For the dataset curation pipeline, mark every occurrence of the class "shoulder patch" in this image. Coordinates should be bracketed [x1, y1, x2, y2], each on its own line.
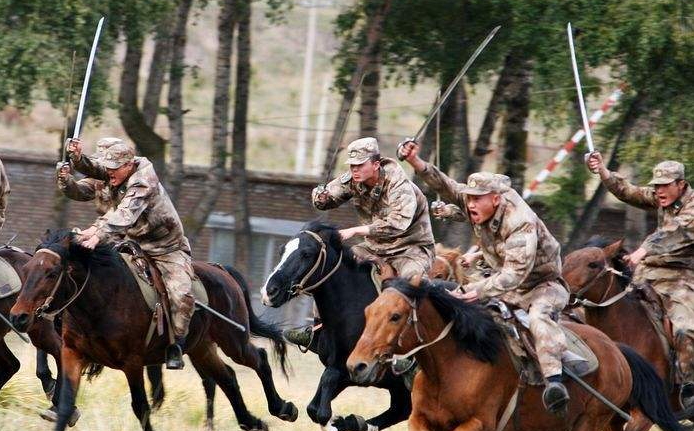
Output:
[339, 172, 352, 184]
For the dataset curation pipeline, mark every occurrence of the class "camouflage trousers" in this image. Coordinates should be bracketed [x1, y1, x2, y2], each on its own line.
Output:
[152, 250, 195, 338]
[634, 265, 694, 381]
[351, 244, 434, 282]
[522, 281, 569, 378]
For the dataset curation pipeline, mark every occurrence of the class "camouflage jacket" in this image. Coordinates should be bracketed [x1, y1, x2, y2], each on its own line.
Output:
[313, 158, 435, 256]
[80, 157, 191, 256]
[604, 172, 694, 268]
[417, 162, 563, 300]
[58, 153, 114, 214]
[0, 159, 10, 229]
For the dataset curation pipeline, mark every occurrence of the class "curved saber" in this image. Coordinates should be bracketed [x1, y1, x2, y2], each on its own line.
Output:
[413, 25, 501, 143]
[195, 300, 246, 332]
[567, 23, 594, 153]
[73, 17, 105, 139]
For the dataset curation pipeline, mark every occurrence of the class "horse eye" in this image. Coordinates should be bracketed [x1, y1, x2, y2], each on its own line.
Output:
[390, 313, 401, 322]
[587, 261, 601, 269]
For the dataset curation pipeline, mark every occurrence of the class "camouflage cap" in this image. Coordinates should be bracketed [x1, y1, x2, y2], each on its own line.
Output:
[648, 161, 685, 185]
[100, 143, 135, 169]
[458, 172, 511, 195]
[95, 137, 124, 156]
[344, 137, 380, 165]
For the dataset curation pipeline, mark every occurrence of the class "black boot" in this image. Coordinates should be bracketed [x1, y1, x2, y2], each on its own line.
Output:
[166, 336, 186, 370]
[543, 374, 569, 415]
[680, 382, 694, 410]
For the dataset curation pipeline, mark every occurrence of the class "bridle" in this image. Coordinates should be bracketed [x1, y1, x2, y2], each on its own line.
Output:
[434, 255, 455, 282]
[376, 288, 453, 375]
[288, 231, 343, 297]
[571, 258, 630, 308]
[33, 248, 91, 321]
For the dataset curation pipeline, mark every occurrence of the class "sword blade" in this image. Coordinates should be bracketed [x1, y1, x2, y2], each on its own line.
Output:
[72, 17, 105, 139]
[62, 50, 77, 162]
[195, 300, 246, 332]
[0, 312, 30, 344]
[564, 366, 631, 422]
[413, 25, 501, 143]
[567, 23, 595, 153]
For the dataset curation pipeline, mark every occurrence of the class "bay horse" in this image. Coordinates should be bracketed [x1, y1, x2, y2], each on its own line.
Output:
[347, 278, 687, 431]
[9, 230, 297, 431]
[261, 221, 412, 431]
[563, 237, 694, 430]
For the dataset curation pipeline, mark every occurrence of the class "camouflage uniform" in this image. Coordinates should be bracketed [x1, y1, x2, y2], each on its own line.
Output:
[602, 161, 694, 382]
[0, 158, 10, 229]
[313, 138, 435, 280]
[417, 164, 569, 378]
[73, 143, 195, 338]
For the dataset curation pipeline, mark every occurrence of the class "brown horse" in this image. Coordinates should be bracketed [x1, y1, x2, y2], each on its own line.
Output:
[429, 243, 484, 284]
[563, 238, 693, 430]
[347, 278, 686, 431]
[9, 230, 297, 431]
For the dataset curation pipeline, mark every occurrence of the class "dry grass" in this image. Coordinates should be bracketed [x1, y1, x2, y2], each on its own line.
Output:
[0, 334, 408, 431]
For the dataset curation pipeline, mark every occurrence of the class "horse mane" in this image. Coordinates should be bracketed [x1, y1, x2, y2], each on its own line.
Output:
[301, 220, 372, 273]
[584, 236, 633, 287]
[38, 229, 126, 271]
[384, 278, 503, 363]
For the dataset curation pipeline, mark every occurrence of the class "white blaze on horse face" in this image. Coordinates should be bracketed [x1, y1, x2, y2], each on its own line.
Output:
[261, 237, 301, 306]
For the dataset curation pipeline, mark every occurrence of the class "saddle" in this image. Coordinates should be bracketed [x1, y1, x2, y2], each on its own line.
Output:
[116, 241, 207, 346]
[487, 299, 599, 386]
[0, 254, 21, 299]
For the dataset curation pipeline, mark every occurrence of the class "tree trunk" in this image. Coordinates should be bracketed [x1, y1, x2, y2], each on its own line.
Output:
[322, 0, 391, 180]
[142, 20, 173, 128]
[623, 165, 648, 250]
[467, 54, 513, 174]
[565, 94, 645, 251]
[231, 0, 253, 275]
[500, 55, 532, 193]
[359, 20, 381, 139]
[185, 0, 236, 243]
[118, 34, 167, 175]
[167, 0, 194, 205]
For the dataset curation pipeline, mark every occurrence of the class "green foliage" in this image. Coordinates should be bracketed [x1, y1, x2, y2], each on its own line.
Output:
[538, 145, 589, 227]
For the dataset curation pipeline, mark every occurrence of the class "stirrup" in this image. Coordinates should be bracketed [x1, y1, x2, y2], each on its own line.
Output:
[165, 344, 184, 370]
[543, 382, 569, 415]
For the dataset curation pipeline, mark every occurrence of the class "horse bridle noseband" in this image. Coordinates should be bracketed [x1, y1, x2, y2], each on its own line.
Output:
[377, 289, 453, 375]
[289, 231, 343, 297]
[34, 248, 91, 321]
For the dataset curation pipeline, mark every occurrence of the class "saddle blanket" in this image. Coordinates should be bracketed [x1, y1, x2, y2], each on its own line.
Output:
[0, 256, 21, 299]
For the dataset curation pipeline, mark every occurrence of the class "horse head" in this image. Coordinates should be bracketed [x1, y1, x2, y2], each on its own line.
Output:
[347, 278, 501, 385]
[260, 221, 344, 308]
[563, 237, 626, 303]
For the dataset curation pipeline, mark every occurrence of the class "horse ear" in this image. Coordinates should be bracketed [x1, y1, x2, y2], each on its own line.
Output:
[603, 239, 624, 259]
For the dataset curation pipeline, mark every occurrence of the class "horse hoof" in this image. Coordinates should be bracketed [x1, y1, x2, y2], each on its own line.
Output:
[240, 420, 268, 431]
[204, 418, 214, 431]
[278, 402, 298, 422]
[39, 407, 57, 423]
[151, 397, 164, 411]
[332, 414, 368, 431]
[68, 408, 81, 427]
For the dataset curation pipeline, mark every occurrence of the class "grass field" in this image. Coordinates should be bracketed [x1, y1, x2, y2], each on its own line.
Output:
[0, 334, 408, 431]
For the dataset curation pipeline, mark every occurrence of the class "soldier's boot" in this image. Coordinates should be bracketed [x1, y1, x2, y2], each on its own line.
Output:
[283, 324, 321, 349]
[680, 382, 694, 410]
[543, 375, 570, 415]
[166, 336, 186, 370]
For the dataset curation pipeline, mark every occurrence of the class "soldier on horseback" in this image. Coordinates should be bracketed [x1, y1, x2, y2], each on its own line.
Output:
[283, 137, 435, 347]
[399, 140, 571, 414]
[587, 153, 694, 409]
[56, 138, 194, 370]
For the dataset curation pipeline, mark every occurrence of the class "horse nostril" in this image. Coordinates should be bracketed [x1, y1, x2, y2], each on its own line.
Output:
[354, 362, 368, 375]
[11, 313, 29, 331]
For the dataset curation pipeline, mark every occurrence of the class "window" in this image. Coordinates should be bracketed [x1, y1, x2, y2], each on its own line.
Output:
[207, 214, 313, 327]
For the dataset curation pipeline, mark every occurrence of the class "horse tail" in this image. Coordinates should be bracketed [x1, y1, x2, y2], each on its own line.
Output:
[222, 265, 289, 377]
[619, 344, 692, 431]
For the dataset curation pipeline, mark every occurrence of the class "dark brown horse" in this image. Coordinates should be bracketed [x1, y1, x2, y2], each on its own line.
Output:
[563, 238, 694, 430]
[10, 230, 297, 431]
[347, 278, 686, 431]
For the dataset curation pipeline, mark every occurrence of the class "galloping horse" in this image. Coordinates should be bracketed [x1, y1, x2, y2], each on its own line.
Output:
[10, 230, 297, 431]
[261, 221, 411, 431]
[347, 278, 686, 431]
[563, 238, 694, 430]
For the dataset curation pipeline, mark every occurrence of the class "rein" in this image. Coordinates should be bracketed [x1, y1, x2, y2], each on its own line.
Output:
[571, 262, 631, 308]
[34, 248, 92, 321]
[434, 255, 455, 282]
[378, 289, 454, 373]
[289, 230, 343, 296]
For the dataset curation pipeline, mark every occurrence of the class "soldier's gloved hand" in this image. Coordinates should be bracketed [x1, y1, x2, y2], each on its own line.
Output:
[459, 251, 481, 268]
[430, 200, 452, 219]
[396, 138, 418, 161]
[56, 161, 71, 182]
[312, 185, 330, 206]
[65, 137, 83, 160]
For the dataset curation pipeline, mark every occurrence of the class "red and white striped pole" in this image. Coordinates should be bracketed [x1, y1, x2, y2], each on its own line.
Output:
[523, 86, 624, 199]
